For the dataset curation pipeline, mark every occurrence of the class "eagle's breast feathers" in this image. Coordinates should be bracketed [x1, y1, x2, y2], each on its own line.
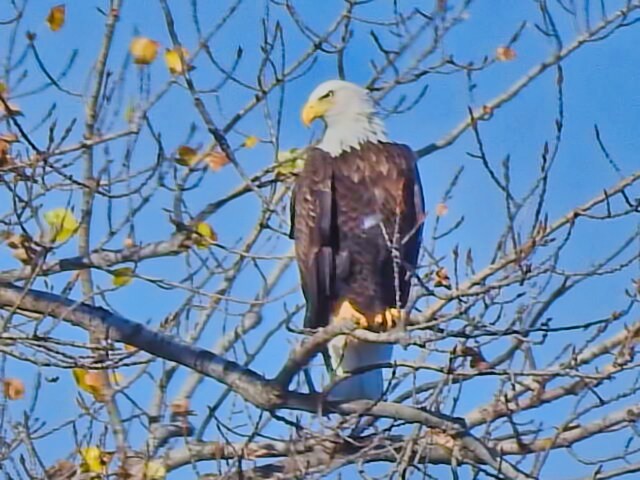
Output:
[292, 141, 424, 329]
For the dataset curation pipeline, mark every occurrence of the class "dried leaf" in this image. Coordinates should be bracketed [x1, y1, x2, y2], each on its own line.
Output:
[204, 151, 229, 171]
[0, 100, 22, 117]
[242, 135, 259, 149]
[46, 4, 66, 32]
[0, 140, 12, 168]
[79, 447, 113, 474]
[192, 222, 217, 249]
[129, 36, 159, 65]
[434, 266, 451, 289]
[4, 233, 39, 265]
[496, 46, 516, 62]
[164, 46, 190, 75]
[171, 398, 191, 416]
[3, 378, 25, 400]
[469, 352, 490, 371]
[44, 208, 78, 243]
[454, 345, 490, 370]
[111, 267, 134, 287]
[176, 145, 199, 166]
[0, 133, 18, 143]
[45, 460, 77, 480]
[435, 203, 448, 217]
[12, 248, 31, 264]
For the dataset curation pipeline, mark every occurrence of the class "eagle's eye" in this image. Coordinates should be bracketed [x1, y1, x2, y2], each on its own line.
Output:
[319, 90, 334, 100]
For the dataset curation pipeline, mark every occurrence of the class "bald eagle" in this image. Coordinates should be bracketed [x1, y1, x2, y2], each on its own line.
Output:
[291, 80, 425, 401]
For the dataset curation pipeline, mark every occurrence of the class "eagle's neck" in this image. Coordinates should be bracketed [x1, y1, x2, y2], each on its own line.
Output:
[317, 113, 387, 157]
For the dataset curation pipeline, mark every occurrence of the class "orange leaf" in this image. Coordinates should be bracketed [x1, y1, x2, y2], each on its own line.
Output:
[435, 203, 448, 217]
[3, 378, 25, 400]
[129, 37, 159, 65]
[434, 267, 451, 289]
[204, 151, 229, 171]
[46, 4, 66, 32]
[0, 140, 12, 168]
[496, 46, 516, 62]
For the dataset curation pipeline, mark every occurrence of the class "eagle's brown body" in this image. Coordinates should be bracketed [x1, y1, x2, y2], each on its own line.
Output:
[291, 141, 424, 329]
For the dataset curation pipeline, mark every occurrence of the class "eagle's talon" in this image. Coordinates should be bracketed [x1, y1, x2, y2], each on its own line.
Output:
[383, 308, 401, 330]
[334, 301, 402, 332]
[335, 300, 369, 329]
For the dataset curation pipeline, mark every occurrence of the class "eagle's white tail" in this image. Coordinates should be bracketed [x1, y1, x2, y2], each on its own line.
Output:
[327, 337, 393, 401]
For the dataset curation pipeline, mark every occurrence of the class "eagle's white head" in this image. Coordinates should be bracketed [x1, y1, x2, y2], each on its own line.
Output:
[301, 80, 387, 157]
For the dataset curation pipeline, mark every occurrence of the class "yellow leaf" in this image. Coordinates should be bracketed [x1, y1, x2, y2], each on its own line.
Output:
[44, 208, 78, 243]
[176, 145, 199, 166]
[72, 369, 121, 402]
[496, 46, 516, 61]
[130, 37, 159, 65]
[204, 151, 229, 171]
[242, 135, 259, 149]
[111, 267, 134, 287]
[72, 368, 99, 397]
[3, 378, 25, 400]
[274, 148, 305, 178]
[164, 47, 190, 75]
[79, 447, 113, 474]
[0, 82, 6, 95]
[46, 4, 66, 32]
[193, 222, 217, 249]
[124, 101, 136, 123]
[144, 460, 167, 480]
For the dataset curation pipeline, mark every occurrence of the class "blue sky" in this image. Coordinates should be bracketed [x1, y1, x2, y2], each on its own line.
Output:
[1, 1, 639, 478]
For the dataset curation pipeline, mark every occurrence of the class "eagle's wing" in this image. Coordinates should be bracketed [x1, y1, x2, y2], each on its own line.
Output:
[291, 149, 336, 329]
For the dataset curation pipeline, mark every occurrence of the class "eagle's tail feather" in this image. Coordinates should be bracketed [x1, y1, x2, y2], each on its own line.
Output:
[327, 337, 392, 401]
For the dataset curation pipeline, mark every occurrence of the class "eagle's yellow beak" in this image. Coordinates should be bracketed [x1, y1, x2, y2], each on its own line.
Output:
[301, 99, 329, 127]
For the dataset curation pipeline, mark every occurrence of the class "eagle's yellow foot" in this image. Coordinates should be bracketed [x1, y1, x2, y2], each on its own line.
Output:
[372, 308, 401, 331]
[334, 300, 369, 329]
